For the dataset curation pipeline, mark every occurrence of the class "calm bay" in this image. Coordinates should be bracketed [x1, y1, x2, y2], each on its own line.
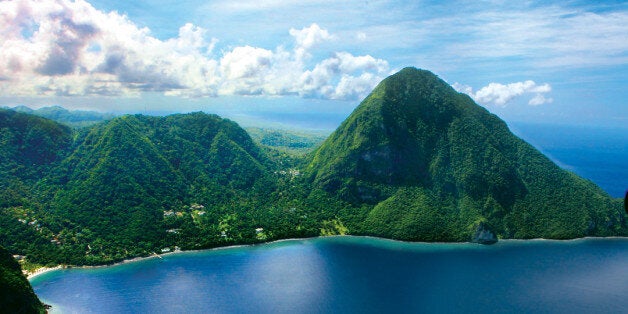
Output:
[31, 236, 628, 313]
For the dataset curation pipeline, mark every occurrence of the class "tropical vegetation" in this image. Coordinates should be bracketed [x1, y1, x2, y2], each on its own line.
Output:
[0, 68, 625, 268]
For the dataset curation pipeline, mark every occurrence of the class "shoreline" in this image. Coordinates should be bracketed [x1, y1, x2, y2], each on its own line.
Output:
[26, 237, 323, 280]
[27, 235, 628, 280]
[26, 265, 65, 280]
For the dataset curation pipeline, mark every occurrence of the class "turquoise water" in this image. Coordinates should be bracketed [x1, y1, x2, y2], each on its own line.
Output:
[31, 237, 628, 313]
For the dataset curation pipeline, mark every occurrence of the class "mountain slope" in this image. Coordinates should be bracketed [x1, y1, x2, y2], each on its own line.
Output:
[0, 109, 74, 261]
[42, 113, 275, 263]
[1, 73, 625, 268]
[2, 111, 283, 266]
[0, 108, 73, 185]
[0, 245, 46, 313]
[307, 67, 626, 241]
[50, 115, 186, 256]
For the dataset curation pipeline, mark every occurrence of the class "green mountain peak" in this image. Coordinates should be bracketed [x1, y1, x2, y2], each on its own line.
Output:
[0, 68, 625, 272]
[308, 67, 483, 198]
[307, 68, 625, 241]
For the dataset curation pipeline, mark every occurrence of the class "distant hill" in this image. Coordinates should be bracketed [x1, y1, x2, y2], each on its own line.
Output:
[246, 127, 327, 155]
[0, 109, 73, 184]
[45, 113, 276, 264]
[8, 105, 115, 128]
[1, 111, 282, 265]
[306, 67, 625, 242]
[0, 245, 46, 313]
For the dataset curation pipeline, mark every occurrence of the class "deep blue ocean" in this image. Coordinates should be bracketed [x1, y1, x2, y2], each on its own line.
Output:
[31, 237, 628, 314]
[510, 123, 628, 198]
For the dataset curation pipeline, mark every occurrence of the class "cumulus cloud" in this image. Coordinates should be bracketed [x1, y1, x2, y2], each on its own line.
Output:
[528, 93, 552, 106]
[299, 52, 389, 99]
[219, 46, 274, 95]
[453, 81, 552, 107]
[289, 23, 333, 60]
[0, 0, 387, 101]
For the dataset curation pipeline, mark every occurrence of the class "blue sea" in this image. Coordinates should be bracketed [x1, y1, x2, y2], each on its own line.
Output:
[31, 237, 628, 313]
[28, 119, 628, 313]
[510, 123, 628, 198]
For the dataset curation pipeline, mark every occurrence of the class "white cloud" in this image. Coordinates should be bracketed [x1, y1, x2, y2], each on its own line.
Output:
[289, 24, 333, 60]
[228, 1, 627, 71]
[427, 5, 628, 69]
[528, 93, 553, 106]
[220, 46, 273, 80]
[334, 73, 378, 100]
[218, 46, 274, 95]
[298, 52, 388, 99]
[0, 1, 388, 101]
[451, 82, 473, 96]
[453, 80, 552, 107]
[207, 0, 336, 13]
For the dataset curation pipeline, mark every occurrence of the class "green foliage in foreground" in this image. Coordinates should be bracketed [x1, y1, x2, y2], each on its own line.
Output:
[0, 68, 625, 269]
[0, 245, 46, 313]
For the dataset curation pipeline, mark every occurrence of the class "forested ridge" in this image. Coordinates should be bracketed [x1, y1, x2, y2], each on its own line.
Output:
[0, 245, 46, 313]
[307, 68, 627, 243]
[8, 105, 115, 128]
[0, 68, 625, 268]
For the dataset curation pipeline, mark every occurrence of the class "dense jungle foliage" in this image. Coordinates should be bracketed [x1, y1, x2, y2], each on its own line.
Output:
[0, 68, 625, 268]
[0, 245, 46, 313]
[307, 68, 625, 241]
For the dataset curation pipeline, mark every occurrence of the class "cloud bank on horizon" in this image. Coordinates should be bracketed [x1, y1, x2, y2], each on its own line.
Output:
[452, 81, 552, 107]
[1, 0, 627, 114]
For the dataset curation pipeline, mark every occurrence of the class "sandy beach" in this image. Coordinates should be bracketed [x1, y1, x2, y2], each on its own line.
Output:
[24, 240, 307, 281]
[26, 265, 65, 280]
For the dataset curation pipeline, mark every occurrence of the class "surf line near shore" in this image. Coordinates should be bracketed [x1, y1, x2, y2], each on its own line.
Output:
[23, 238, 312, 281]
[28, 235, 624, 281]
[26, 265, 65, 280]
[26, 249, 179, 281]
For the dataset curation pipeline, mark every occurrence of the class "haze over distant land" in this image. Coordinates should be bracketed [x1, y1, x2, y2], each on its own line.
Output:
[1, 0, 627, 129]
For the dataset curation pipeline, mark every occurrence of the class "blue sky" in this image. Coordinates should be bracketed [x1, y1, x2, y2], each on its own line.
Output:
[1, 0, 626, 129]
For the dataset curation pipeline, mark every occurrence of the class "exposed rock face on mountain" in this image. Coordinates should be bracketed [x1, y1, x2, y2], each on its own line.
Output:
[307, 67, 626, 241]
[472, 222, 498, 244]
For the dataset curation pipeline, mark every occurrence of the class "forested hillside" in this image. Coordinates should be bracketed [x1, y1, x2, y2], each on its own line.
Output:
[1, 112, 293, 265]
[0, 68, 625, 268]
[246, 127, 327, 155]
[0, 245, 46, 313]
[306, 67, 626, 242]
